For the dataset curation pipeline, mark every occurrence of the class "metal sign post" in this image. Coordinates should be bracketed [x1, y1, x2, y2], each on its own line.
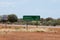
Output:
[36, 21, 38, 28]
[26, 21, 29, 30]
[23, 15, 40, 29]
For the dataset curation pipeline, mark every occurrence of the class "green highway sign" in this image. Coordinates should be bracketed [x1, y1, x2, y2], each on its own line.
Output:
[23, 16, 40, 21]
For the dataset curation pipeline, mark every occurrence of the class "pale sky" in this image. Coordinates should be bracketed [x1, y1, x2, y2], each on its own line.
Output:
[0, 0, 60, 18]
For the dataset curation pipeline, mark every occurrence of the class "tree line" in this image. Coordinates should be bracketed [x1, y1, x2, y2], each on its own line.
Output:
[0, 14, 60, 26]
[0, 14, 18, 23]
[40, 17, 60, 26]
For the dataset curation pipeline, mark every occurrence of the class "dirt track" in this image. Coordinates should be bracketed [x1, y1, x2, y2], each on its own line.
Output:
[0, 32, 60, 40]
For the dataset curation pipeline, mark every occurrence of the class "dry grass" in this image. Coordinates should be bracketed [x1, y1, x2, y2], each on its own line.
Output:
[0, 24, 60, 40]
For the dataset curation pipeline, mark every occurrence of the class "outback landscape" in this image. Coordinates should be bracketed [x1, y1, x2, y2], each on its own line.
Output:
[0, 14, 59, 40]
[0, 24, 60, 40]
[0, 0, 60, 40]
[0, 17, 58, 40]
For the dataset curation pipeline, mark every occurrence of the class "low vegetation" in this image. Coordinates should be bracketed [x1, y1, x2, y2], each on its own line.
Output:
[0, 14, 60, 26]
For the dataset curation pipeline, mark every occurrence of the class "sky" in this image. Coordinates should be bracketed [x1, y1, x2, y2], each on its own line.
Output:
[0, 0, 60, 18]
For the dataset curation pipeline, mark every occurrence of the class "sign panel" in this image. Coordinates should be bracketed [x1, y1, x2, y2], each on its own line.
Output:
[23, 16, 40, 21]
[2, 15, 8, 20]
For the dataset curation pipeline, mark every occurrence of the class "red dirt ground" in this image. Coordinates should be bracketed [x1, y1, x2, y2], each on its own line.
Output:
[0, 32, 60, 40]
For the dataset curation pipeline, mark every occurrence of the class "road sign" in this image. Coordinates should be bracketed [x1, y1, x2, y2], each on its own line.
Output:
[2, 15, 8, 20]
[23, 15, 40, 29]
[23, 16, 40, 21]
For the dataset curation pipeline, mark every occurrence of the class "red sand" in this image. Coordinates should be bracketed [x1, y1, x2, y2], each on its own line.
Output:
[0, 32, 60, 40]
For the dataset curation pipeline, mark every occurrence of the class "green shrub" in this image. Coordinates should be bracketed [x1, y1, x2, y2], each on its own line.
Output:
[36, 30, 45, 32]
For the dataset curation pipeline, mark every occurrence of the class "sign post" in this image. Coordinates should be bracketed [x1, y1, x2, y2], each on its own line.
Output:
[23, 15, 40, 30]
[2, 15, 8, 28]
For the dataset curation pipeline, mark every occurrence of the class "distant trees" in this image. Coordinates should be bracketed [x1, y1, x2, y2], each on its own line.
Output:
[56, 18, 60, 25]
[0, 14, 60, 26]
[57, 18, 60, 20]
[45, 17, 53, 21]
[0, 16, 2, 22]
[8, 14, 18, 23]
[41, 17, 60, 26]
[0, 14, 18, 24]
[40, 18, 45, 23]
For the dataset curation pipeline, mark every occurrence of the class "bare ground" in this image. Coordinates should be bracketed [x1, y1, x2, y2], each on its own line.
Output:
[0, 32, 60, 40]
[0, 24, 60, 40]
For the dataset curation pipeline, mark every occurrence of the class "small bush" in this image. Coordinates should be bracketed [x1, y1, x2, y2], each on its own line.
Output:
[36, 30, 45, 32]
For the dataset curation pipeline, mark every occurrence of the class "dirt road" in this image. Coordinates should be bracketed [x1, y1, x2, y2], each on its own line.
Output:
[0, 32, 60, 40]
